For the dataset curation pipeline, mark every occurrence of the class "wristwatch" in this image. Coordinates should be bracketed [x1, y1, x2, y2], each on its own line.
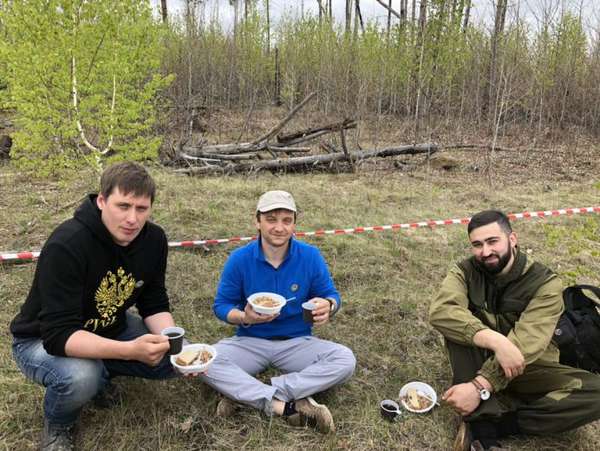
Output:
[471, 378, 491, 401]
[326, 298, 338, 317]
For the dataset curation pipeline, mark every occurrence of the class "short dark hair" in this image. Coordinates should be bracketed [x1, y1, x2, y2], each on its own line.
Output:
[100, 162, 156, 203]
[467, 210, 512, 235]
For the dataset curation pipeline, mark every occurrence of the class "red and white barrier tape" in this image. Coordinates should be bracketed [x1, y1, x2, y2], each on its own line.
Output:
[2, 206, 599, 264]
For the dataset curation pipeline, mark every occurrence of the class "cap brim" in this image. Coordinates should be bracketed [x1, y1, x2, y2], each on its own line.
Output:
[257, 203, 296, 213]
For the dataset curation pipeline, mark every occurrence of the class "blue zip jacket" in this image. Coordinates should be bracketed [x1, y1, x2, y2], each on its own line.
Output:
[213, 237, 341, 338]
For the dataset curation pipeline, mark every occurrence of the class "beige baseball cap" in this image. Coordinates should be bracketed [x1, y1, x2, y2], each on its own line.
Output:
[256, 190, 297, 213]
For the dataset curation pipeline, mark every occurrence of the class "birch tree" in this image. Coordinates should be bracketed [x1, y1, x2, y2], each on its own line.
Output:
[0, 0, 172, 174]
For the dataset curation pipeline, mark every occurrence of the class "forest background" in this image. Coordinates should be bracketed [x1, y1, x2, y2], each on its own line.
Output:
[1, 1, 599, 450]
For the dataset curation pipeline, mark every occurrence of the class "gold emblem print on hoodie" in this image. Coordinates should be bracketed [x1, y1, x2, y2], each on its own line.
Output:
[84, 267, 136, 332]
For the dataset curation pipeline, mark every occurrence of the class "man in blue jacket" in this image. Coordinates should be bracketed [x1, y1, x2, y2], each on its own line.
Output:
[201, 190, 356, 433]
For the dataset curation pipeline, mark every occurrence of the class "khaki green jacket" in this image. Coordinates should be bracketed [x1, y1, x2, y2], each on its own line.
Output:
[429, 252, 564, 391]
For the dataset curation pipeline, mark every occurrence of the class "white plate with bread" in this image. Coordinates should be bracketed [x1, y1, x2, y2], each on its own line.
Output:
[170, 343, 217, 374]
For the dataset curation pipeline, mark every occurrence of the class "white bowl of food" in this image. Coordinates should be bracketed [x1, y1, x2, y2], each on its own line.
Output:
[170, 343, 217, 375]
[399, 381, 437, 413]
[247, 292, 287, 315]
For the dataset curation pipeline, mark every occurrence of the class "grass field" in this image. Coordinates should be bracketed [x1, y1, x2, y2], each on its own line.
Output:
[1, 123, 600, 450]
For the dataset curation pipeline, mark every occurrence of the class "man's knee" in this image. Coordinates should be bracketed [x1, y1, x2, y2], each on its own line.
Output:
[333, 345, 356, 382]
[53, 358, 105, 402]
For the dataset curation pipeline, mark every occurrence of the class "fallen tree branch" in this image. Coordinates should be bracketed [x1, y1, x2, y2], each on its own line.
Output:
[175, 143, 438, 175]
[251, 92, 317, 145]
[443, 144, 515, 152]
[180, 151, 258, 161]
[373, 0, 402, 19]
[277, 119, 356, 144]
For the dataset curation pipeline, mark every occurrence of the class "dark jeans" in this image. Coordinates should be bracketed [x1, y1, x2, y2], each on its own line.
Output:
[12, 312, 176, 426]
[446, 339, 600, 435]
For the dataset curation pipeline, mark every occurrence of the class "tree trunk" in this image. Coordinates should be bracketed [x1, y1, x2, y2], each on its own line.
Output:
[317, 0, 323, 24]
[265, 0, 270, 52]
[387, 0, 392, 37]
[400, 0, 407, 26]
[345, 0, 352, 33]
[355, 0, 364, 34]
[463, 0, 471, 31]
[160, 0, 167, 23]
[487, 0, 508, 120]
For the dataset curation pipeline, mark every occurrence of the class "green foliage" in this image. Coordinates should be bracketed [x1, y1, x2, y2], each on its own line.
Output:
[543, 217, 599, 254]
[154, 4, 599, 132]
[0, 0, 173, 175]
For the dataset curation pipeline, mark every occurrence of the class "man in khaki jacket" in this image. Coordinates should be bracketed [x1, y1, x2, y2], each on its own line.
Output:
[429, 210, 600, 451]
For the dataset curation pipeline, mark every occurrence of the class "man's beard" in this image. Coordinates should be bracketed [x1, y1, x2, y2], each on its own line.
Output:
[478, 245, 513, 275]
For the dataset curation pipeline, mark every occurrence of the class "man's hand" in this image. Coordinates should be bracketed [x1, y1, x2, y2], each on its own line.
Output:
[494, 338, 526, 378]
[309, 297, 333, 326]
[128, 334, 170, 366]
[442, 382, 481, 416]
[243, 303, 279, 325]
[473, 329, 526, 379]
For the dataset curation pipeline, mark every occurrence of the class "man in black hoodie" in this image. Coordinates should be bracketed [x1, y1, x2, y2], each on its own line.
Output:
[10, 162, 177, 451]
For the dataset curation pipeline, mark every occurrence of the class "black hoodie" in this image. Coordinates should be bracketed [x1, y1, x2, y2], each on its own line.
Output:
[10, 194, 170, 356]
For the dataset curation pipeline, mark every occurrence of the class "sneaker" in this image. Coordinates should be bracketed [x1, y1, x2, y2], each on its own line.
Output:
[453, 421, 472, 451]
[40, 419, 75, 451]
[92, 382, 123, 409]
[287, 397, 335, 433]
[216, 397, 239, 418]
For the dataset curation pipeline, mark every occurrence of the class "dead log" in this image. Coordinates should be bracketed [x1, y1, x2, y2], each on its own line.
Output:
[340, 128, 354, 171]
[277, 119, 356, 144]
[180, 151, 258, 161]
[265, 145, 311, 153]
[251, 92, 317, 145]
[180, 143, 312, 159]
[181, 142, 256, 156]
[175, 143, 438, 175]
[444, 144, 515, 152]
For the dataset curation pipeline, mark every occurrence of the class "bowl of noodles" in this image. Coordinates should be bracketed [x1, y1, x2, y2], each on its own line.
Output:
[247, 292, 287, 315]
[399, 381, 437, 413]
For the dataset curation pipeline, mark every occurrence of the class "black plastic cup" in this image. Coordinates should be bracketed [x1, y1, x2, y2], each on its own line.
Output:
[161, 326, 185, 355]
[380, 399, 402, 422]
[302, 302, 317, 323]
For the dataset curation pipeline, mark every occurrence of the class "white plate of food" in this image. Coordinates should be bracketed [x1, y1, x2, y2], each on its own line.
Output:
[247, 292, 287, 315]
[399, 381, 437, 413]
[170, 343, 217, 374]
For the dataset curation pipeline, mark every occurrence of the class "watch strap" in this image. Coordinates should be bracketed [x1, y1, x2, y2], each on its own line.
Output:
[326, 298, 338, 317]
[471, 379, 484, 392]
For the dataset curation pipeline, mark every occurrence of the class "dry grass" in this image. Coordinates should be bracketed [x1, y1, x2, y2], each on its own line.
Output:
[1, 117, 600, 450]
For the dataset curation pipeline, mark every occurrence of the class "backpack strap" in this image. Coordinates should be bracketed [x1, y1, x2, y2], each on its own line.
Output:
[564, 285, 600, 311]
[574, 285, 600, 303]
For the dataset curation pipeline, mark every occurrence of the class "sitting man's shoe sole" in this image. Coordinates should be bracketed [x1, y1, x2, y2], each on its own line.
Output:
[41, 419, 75, 451]
[287, 396, 335, 433]
[471, 440, 508, 451]
[453, 421, 471, 451]
[216, 397, 239, 418]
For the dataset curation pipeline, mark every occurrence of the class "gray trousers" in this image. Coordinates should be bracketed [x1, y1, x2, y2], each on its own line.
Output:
[199, 335, 356, 414]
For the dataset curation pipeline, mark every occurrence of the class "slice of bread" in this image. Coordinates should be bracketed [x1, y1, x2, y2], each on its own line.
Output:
[407, 388, 420, 409]
[176, 349, 199, 366]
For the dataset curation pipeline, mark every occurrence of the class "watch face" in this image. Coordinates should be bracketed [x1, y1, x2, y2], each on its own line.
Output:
[480, 389, 491, 401]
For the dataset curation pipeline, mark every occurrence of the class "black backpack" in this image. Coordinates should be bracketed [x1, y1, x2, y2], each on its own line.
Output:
[554, 285, 600, 373]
